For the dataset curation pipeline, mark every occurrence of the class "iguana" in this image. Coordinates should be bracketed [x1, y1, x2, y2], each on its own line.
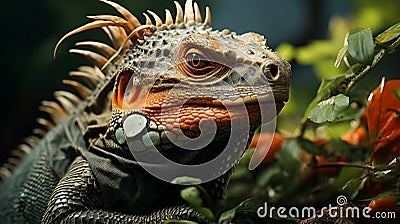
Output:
[0, 0, 291, 223]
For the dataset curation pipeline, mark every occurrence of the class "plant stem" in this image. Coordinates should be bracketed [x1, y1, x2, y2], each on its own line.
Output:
[315, 162, 373, 170]
[344, 49, 384, 94]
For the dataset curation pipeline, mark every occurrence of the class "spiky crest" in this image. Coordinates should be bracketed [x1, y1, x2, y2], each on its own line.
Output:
[54, 0, 212, 66]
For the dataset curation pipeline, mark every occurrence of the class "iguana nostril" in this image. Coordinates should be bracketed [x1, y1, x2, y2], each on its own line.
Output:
[262, 61, 281, 82]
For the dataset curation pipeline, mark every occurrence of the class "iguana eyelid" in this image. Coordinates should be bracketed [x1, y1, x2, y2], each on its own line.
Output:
[177, 46, 228, 81]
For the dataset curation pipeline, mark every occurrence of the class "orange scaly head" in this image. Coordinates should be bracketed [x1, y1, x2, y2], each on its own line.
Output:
[110, 31, 291, 139]
[55, 0, 291, 184]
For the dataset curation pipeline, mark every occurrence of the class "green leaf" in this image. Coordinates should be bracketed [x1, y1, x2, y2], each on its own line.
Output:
[256, 163, 284, 187]
[335, 32, 349, 68]
[235, 198, 265, 218]
[197, 208, 215, 221]
[277, 138, 300, 177]
[302, 74, 350, 121]
[180, 187, 215, 220]
[218, 198, 265, 224]
[272, 139, 302, 201]
[319, 139, 353, 158]
[334, 45, 348, 68]
[181, 187, 203, 209]
[375, 22, 400, 44]
[332, 105, 362, 123]
[299, 138, 320, 155]
[373, 157, 400, 181]
[276, 42, 296, 62]
[218, 206, 238, 224]
[392, 89, 400, 101]
[240, 148, 254, 162]
[308, 94, 350, 124]
[347, 28, 375, 65]
[334, 166, 365, 199]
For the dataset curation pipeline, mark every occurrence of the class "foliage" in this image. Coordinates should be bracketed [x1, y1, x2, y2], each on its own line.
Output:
[173, 3, 400, 223]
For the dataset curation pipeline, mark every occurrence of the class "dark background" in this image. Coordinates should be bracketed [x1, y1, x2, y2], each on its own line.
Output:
[0, 0, 398, 161]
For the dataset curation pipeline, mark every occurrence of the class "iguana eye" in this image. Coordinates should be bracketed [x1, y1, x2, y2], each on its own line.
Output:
[186, 52, 208, 70]
[182, 49, 217, 78]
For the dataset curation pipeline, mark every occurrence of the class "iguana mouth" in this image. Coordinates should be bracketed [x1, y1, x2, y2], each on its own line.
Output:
[142, 85, 288, 110]
[142, 95, 285, 110]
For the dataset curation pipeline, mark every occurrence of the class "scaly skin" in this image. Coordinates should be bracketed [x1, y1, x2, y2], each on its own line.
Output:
[0, 1, 291, 223]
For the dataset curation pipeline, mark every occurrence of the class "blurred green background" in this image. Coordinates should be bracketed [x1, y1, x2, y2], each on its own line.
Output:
[0, 0, 399, 161]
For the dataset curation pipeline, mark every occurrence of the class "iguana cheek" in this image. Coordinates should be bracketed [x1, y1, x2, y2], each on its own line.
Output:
[143, 91, 168, 109]
[112, 72, 149, 111]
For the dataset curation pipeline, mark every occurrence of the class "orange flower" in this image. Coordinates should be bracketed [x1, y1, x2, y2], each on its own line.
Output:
[368, 195, 396, 216]
[341, 127, 367, 145]
[249, 132, 286, 166]
[365, 78, 400, 164]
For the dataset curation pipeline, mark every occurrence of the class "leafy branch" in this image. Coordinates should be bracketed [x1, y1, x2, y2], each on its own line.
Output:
[297, 22, 400, 137]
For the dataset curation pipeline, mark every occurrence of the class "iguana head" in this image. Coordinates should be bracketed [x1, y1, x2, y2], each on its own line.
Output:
[55, 0, 291, 184]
